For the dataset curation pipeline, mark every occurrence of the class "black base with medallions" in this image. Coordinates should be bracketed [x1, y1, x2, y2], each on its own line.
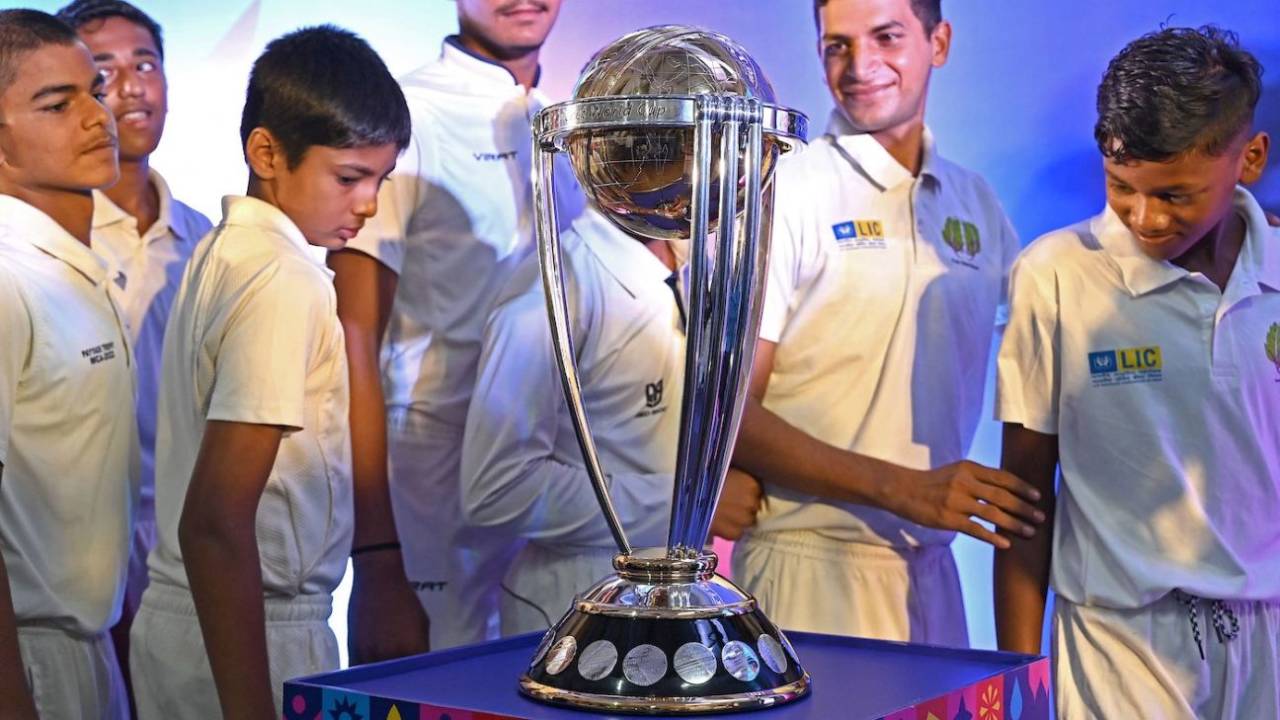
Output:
[518, 549, 811, 714]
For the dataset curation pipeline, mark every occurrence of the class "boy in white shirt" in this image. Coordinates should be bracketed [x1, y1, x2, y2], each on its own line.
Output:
[461, 209, 685, 633]
[329, 0, 579, 650]
[57, 1, 213, 700]
[995, 26, 1278, 719]
[129, 26, 410, 720]
[0, 10, 134, 718]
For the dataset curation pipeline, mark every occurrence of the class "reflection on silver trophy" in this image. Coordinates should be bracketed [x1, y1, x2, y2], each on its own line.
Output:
[522, 26, 810, 713]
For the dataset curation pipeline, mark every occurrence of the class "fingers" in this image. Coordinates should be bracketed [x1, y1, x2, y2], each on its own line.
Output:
[958, 519, 1012, 550]
[969, 482, 1045, 525]
[968, 463, 1042, 503]
[962, 496, 1035, 538]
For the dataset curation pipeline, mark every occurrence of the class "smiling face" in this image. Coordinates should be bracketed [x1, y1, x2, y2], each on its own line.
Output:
[1104, 131, 1269, 262]
[456, 0, 561, 59]
[75, 15, 166, 163]
[817, 0, 949, 138]
[0, 41, 118, 195]
[246, 128, 399, 251]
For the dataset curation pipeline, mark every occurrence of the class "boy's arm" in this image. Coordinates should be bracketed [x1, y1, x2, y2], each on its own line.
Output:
[328, 249, 430, 663]
[994, 423, 1058, 655]
[731, 341, 1043, 550]
[179, 420, 283, 720]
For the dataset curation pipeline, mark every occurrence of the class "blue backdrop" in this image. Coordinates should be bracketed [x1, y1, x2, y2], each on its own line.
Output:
[26, 0, 1280, 661]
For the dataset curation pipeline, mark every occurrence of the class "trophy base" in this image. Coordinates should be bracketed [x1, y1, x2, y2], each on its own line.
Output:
[518, 549, 810, 714]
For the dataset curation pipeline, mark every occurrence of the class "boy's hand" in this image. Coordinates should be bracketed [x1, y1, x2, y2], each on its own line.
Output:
[710, 468, 764, 541]
[880, 461, 1044, 550]
[348, 551, 430, 664]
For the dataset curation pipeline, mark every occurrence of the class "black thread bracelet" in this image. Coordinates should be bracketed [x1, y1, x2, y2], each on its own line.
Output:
[351, 541, 401, 557]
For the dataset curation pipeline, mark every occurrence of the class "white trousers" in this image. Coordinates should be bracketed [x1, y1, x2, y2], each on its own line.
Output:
[387, 408, 516, 649]
[1055, 594, 1280, 720]
[129, 583, 337, 720]
[732, 529, 968, 646]
[500, 542, 617, 635]
[17, 626, 128, 719]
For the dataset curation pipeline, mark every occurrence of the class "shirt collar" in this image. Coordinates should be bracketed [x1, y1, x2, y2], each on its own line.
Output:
[824, 109, 943, 190]
[0, 195, 109, 285]
[220, 195, 331, 274]
[572, 208, 674, 297]
[1095, 186, 1279, 297]
[442, 35, 541, 89]
[92, 168, 191, 243]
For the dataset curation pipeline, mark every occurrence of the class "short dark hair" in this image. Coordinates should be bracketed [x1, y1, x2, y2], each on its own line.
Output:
[240, 25, 411, 169]
[56, 0, 164, 60]
[814, 0, 942, 35]
[1095, 26, 1263, 163]
[0, 10, 79, 96]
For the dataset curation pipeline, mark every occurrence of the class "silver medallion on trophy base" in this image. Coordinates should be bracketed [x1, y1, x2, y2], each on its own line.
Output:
[523, 25, 810, 714]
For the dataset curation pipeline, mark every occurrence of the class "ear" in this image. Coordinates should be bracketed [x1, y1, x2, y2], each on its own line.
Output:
[1238, 130, 1269, 185]
[244, 126, 284, 181]
[930, 19, 952, 68]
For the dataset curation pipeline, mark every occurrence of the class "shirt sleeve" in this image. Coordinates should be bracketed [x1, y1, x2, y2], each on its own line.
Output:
[205, 260, 319, 431]
[995, 250, 1060, 435]
[342, 127, 430, 275]
[0, 271, 31, 465]
[758, 164, 808, 344]
[460, 275, 671, 548]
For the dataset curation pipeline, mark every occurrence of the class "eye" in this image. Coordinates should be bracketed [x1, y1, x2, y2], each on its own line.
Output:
[42, 101, 70, 113]
[876, 32, 904, 45]
[1160, 193, 1190, 205]
[1108, 182, 1134, 196]
[337, 174, 360, 187]
[137, 60, 157, 73]
[822, 40, 847, 57]
[97, 67, 118, 84]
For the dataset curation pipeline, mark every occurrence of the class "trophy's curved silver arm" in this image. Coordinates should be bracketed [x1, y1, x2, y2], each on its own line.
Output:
[668, 96, 718, 555]
[533, 143, 632, 556]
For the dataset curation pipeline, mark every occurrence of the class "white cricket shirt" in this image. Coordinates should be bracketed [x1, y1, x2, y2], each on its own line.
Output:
[344, 36, 583, 430]
[754, 112, 1019, 547]
[150, 196, 353, 597]
[461, 209, 683, 549]
[0, 196, 137, 634]
[997, 187, 1280, 608]
[92, 170, 212, 516]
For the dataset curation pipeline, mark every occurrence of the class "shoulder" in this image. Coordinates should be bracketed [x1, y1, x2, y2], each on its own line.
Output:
[0, 263, 29, 313]
[202, 227, 329, 305]
[1013, 219, 1099, 278]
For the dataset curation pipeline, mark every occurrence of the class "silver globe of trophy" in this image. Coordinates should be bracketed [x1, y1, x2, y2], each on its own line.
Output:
[522, 26, 810, 714]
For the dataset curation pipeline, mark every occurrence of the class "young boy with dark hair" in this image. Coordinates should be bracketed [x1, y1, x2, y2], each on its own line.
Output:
[0, 9, 134, 718]
[55, 2, 213, 704]
[995, 26, 1277, 719]
[129, 25, 411, 720]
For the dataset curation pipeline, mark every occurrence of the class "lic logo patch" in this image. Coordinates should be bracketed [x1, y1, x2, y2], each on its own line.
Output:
[1089, 346, 1162, 387]
[831, 219, 886, 250]
[942, 217, 981, 269]
[1266, 322, 1280, 381]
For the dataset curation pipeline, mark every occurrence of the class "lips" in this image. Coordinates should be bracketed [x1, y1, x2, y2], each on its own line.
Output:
[82, 135, 118, 154]
[843, 82, 894, 99]
[116, 106, 154, 127]
[337, 226, 362, 241]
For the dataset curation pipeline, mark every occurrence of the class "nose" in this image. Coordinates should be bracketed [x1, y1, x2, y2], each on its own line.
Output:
[1131, 196, 1171, 235]
[354, 185, 379, 219]
[846, 39, 883, 81]
[85, 92, 113, 133]
[118, 69, 145, 99]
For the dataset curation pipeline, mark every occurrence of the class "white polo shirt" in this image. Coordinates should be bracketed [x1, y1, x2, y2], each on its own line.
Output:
[92, 170, 212, 517]
[0, 196, 137, 635]
[150, 196, 353, 598]
[344, 36, 583, 430]
[996, 187, 1280, 609]
[754, 112, 1019, 547]
[461, 209, 682, 549]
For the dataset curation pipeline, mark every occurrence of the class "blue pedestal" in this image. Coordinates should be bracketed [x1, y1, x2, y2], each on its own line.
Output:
[284, 631, 1049, 719]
